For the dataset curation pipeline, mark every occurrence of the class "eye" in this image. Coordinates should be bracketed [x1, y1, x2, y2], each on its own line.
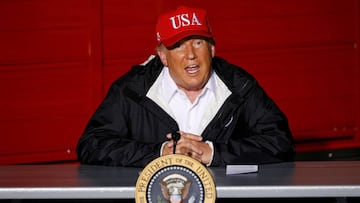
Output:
[193, 39, 204, 47]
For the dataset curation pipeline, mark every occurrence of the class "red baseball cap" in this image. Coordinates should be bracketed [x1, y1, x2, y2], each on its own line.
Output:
[156, 6, 213, 47]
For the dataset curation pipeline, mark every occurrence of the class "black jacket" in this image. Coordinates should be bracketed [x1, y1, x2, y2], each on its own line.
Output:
[76, 55, 295, 167]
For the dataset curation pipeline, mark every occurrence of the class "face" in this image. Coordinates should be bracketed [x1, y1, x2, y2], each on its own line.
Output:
[157, 37, 215, 92]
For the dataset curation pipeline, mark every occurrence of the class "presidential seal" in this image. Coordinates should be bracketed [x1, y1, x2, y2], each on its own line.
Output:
[135, 154, 216, 203]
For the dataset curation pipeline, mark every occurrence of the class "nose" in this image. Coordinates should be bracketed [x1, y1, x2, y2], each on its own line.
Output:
[184, 43, 196, 60]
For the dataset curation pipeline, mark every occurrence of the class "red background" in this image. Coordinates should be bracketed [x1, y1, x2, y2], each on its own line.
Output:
[0, 0, 359, 164]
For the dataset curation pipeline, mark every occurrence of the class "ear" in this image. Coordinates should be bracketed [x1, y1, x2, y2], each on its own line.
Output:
[210, 44, 215, 58]
[157, 48, 168, 66]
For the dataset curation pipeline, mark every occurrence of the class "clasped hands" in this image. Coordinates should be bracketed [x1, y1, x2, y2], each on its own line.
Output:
[162, 131, 212, 165]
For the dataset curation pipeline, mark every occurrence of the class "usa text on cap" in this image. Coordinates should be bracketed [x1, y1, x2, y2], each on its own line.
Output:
[156, 6, 213, 47]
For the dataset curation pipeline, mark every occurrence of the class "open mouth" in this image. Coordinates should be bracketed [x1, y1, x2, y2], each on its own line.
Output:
[185, 64, 200, 75]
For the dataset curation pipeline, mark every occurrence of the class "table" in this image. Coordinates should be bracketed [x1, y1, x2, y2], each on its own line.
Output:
[0, 161, 359, 200]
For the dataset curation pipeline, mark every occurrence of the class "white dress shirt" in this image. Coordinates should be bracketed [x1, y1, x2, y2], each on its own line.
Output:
[147, 66, 231, 164]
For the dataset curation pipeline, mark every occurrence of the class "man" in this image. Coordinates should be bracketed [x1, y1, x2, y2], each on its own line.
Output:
[76, 5, 295, 167]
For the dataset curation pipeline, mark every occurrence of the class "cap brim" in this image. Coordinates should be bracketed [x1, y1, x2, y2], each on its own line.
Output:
[161, 30, 213, 47]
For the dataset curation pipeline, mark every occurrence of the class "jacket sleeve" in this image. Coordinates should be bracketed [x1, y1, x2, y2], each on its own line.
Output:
[210, 81, 296, 166]
[76, 83, 163, 167]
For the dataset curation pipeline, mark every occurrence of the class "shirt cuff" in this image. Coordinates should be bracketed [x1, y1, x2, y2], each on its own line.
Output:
[205, 140, 214, 166]
[160, 141, 167, 156]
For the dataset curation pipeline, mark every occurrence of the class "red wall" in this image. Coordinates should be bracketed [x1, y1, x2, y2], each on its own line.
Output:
[0, 0, 359, 164]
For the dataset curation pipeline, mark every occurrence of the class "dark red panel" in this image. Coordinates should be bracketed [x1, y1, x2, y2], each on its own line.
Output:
[0, 0, 359, 164]
[0, 0, 97, 164]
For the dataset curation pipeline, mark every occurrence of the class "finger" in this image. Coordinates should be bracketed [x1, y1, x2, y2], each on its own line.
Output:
[184, 142, 203, 155]
[166, 133, 172, 139]
[190, 153, 202, 161]
[191, 147, 203, 155]
[166, 141, 174, 147]
[162, 142, 174, 156]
